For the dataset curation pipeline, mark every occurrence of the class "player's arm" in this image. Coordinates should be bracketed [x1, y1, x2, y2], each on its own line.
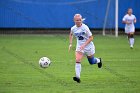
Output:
[122, 20, 132, 24]
[83, 35, 93, 46]
[134, 17, 136, 23]
[122, 16, 131, 24]
[69, 31, 73, 52]
[80, 35, 93, 51]
[122, 20, 131, 24]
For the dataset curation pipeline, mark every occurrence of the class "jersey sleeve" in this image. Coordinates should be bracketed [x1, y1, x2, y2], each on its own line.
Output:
[122, 15, 126, 21]
[85, 25, 92, 37]
[134, 15, 136, 20]
[70, 27, 74, 34]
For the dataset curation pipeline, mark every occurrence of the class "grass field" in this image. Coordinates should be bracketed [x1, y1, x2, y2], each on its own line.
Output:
[0, 34, 140, 93]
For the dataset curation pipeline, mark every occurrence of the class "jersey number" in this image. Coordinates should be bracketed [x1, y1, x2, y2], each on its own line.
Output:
[78, 36, 84, 40]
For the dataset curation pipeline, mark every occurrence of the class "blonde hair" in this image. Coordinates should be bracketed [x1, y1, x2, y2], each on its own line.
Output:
[74, 14, 86, 22]
[74, 14, 82, 19]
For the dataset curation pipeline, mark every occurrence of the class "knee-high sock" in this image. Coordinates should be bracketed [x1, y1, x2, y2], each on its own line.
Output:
[75, 63, 81, 78]
[130, 38, 134, 46]
[87, 56, 100, 64]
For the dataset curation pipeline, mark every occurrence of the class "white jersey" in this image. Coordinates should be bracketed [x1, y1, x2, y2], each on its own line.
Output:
[122, 14, 136, 33]
[71, 24, 95, 55]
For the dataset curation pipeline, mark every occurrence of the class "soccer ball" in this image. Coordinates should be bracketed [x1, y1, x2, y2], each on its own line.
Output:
[39, 57, 51, 68]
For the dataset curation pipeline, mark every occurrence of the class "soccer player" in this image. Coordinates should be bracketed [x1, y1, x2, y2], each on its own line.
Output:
[122, 8, 137, 49]
[69, 14, 102, 83]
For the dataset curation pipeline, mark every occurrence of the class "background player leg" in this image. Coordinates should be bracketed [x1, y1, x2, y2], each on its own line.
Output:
[129, 33, 135, 48]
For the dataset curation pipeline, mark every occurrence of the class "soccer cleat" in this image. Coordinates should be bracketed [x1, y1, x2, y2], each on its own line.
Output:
[73, 77, 81, 83]
[130, 45, 133, 49]
[98, 58, 102, 68]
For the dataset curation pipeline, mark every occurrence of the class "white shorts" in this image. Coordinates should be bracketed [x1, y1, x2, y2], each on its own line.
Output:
[125, 26, 135, 34]
[76, 46, 95, 56]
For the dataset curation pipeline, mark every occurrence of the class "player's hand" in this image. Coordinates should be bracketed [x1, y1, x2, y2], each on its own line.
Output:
[80, 44, 85, 51]
[68, 44, 72, 52]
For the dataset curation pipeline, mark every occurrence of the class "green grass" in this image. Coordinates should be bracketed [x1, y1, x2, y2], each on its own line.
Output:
[0, 34, 140, 93]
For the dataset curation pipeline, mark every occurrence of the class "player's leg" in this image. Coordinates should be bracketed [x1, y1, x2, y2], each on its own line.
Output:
[125, 27, 130, 44]
[126, 27, 135, 48]
[73, 51, 83, 83]
[86, 46, 102, 68]
[87, 55, 102, 68]
[127, 33, 130, 43]
[129, 32, 135, 48]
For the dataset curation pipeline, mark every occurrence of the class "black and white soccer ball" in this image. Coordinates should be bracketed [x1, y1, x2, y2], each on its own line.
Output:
[39, 57, 51, 68]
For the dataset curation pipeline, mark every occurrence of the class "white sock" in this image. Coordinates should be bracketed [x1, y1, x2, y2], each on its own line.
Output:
[75, 63, 81, 78]
[132, 38, 134, 45]
[96, 58, 100, 63]
[130, 38, 134, 46]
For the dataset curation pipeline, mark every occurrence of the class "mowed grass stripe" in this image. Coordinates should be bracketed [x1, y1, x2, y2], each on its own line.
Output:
[2, 47, 68, 87]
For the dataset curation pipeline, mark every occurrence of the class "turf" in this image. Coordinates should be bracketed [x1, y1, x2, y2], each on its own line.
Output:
[0, 34, 140, 93]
